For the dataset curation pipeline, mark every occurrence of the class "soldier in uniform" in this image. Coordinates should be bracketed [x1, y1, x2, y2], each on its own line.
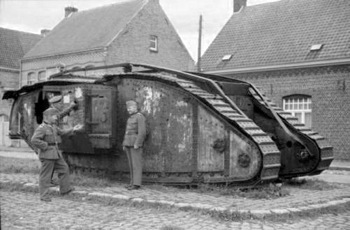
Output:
[31, 108, 82, 202]
[122, 100, 147, 190]
[47, 95, 78, 187]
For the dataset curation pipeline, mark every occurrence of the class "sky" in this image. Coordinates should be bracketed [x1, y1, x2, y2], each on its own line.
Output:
[0, 0, 279, 60]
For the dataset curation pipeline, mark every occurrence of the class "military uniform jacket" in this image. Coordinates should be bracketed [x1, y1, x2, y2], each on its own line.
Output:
[123, 112, 146, 147]
[31, 123, 73, 159]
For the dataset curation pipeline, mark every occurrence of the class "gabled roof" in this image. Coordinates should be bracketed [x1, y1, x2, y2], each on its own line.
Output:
[24, 0, 148, 59]
[201, 0, 350, 72]
[0, 27, 42, 69]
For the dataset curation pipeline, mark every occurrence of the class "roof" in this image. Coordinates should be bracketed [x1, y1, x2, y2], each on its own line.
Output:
[24, 0, 148, 59]
[0, 27, 42, 69]
[201, 0, 350, 72]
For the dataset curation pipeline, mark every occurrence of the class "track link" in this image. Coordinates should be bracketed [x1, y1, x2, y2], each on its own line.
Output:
[250, 91, 333, 176]
[175, 79, 281, 184]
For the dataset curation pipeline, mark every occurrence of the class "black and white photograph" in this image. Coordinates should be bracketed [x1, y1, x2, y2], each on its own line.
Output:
[1, 0, 349, 229]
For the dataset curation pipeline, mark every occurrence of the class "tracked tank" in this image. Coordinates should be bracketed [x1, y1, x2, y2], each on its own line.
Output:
[2, 63, 333, 186]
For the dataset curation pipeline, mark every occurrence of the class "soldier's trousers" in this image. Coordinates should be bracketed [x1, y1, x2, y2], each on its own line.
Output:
[39, 157, 71, 199]
[125, 147, 143, 186]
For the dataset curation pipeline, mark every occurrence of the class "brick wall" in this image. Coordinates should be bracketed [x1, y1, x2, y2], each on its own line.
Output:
[21, 50, 106, 86]
[106, 0, 195, 71]
[20, 1, 196, 84]
[224, 65, 350, 160]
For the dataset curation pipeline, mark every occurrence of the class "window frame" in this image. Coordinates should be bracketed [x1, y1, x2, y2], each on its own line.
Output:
[38, 71, 46, 82]
[27, 72, 36, 85]
[283, 95, 312, 128]
[149, 35, 158, 52]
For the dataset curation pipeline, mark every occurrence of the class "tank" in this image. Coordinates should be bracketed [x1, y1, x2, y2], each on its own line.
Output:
[2, 63, 333, 186]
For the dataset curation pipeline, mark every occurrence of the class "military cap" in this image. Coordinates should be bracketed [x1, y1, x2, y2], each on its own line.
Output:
[126, 100, 137, 107]
[49, 95, 62, 104]
[43, 108, 59, 117]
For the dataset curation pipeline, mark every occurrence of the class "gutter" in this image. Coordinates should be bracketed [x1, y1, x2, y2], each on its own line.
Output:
[205, 58, 350, 75]
[0, 66, 19, 72]
[21, 47, 105, 62]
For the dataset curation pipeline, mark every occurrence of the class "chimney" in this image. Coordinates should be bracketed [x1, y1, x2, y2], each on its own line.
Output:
[234, 0, 247, 12]
[41, 29, 51, 37]
[65, 6, 78, 18]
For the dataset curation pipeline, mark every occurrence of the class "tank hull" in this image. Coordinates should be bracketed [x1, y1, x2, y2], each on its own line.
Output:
[2, 63, 333, 186]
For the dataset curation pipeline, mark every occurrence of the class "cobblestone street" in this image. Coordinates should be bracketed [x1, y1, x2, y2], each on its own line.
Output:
[1, 0, 350, 229]
[1, 190, 350, 230]
[1, 151, 350, 229]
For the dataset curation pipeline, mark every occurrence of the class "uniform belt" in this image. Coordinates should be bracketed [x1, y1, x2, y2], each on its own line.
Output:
[48, 143, 57, 146]
[126, 132, 138, 135]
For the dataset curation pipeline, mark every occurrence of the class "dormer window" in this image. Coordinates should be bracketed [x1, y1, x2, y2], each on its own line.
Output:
[310, 44, 323, 51]
[222, 54, 232, 61]
[150, 35, 158, 52]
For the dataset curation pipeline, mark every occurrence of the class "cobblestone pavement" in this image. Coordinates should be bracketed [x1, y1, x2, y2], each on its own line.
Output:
[1, 152, 350, 229]
[2, 190, 350, 230]
[1, 172, 350, 218]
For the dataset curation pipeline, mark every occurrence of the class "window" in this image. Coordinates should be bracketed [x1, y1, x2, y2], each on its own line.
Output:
[27, 72, 36, 85]
[310, 44, 323, 51]
[38, 71, 46, 82]
[283, 95, 312, 128]
[222, 54, 232, 61]
[150, 35, 158, 52]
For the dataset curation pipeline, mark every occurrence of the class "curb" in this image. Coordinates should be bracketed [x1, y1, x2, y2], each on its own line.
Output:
[330, 166, 350, 171]
[0, 147, 34, 153]
[0, 147, 35, 154]
[329, 160, 350, 171]
[2, 180, 350, 219]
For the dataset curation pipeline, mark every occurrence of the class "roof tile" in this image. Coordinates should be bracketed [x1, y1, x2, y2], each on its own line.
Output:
[201, 0, 350, 71]
[0, 28, 42, 69]
[24, 0, 148, 59]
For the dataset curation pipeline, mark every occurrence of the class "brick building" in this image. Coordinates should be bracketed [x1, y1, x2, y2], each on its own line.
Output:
[0, 28, 41, 146]
[21, 0, 195, 86]
[201, 0, 350, 160]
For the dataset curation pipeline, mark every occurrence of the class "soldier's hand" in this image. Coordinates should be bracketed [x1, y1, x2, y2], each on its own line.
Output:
[123, 146, 127, 151]
[134, 144, 139, 149]
[73, 124, 84, 132]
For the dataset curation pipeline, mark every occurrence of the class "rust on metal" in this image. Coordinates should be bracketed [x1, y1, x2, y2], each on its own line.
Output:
[2, 63, 333, 186]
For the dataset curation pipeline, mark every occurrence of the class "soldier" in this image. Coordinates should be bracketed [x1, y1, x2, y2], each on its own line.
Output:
[47, 94, 78, 187]
[122, 100, 147, 190]
[31, 108, 82, 202]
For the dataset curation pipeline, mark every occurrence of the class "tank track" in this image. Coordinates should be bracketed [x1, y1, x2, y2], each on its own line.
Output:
[66, 72, 281, 186]
[67, 163, 266, 188]
[249, 90, 333, 176]
[172, 78, 281, 184]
